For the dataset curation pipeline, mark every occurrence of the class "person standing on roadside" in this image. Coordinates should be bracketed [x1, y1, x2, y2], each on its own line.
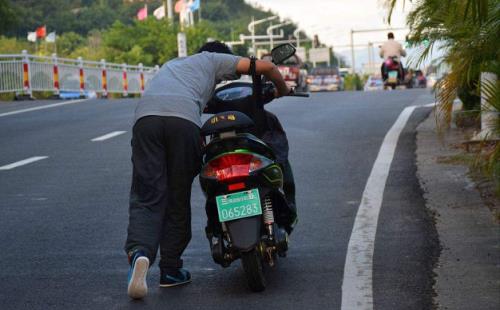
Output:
[125, 41, 291, 299]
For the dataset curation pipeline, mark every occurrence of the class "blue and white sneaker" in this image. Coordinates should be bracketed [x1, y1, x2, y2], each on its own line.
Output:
[127, 252, 150, 299]
[159, 268, 191, 287]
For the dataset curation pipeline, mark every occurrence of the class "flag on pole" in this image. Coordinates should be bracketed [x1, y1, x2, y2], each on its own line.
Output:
[27, 32, 37, 42]
[137, 5, 148, 21]
[174, 0, 185, 13]
[36, 26, 46, 38]
[46, 32, 56, 43]
[189, 0, 200, 12]
[153, 5, 165, 20]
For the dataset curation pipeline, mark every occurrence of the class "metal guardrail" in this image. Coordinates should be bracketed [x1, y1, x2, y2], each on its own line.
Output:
[0, 50, 160, 97]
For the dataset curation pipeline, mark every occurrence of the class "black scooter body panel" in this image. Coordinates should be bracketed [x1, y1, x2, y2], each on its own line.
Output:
[203, 132, 276, 163]
[225, 216, 262, 252]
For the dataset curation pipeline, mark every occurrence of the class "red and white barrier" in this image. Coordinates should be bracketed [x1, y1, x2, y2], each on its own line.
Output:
[101, 59, 108, 98]
[22, 50, 31, 96]
[122, 63, 128, 97]
[52, 54, 59, 95]
[78, 57, 85, 96]
[0, 51, 159, 97]
[139, 63, 145, 94]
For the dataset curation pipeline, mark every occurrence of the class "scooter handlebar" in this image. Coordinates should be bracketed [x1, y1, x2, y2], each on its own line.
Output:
[286, 91, 310, 97]
[261, 83, 310, 102]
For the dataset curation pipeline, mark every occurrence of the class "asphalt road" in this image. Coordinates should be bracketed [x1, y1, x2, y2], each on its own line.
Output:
[0, 89, 437, 310]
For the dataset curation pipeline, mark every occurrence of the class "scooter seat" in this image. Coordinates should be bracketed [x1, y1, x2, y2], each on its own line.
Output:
[201, 111, 254, 136]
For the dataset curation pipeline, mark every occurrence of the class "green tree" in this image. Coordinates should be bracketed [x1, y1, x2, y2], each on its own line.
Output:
[102, 19, 219, 66]
[57, 32, 86, 57]
[386, 0, 500, 190]
[386, 0, 498, 110]
[0, 0, 18, 35]
[5, 0, 156, 37]
[0, 36, 32, 54]
[3, 0, 311, 61]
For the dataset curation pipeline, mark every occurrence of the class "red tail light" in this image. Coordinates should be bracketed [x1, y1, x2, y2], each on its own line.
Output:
[202, 153, 268, 182]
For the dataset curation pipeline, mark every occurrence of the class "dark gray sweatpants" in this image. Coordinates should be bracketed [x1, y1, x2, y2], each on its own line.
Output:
[124, 116, 202, 269]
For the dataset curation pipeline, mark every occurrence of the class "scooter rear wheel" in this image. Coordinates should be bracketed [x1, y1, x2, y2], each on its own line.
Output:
[241, 249, 266, 292]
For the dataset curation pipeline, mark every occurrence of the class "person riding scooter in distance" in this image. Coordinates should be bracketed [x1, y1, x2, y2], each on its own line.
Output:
[379, 32, 407, 82]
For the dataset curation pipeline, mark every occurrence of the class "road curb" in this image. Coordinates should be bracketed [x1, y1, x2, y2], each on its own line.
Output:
[416, 111, 500, 310]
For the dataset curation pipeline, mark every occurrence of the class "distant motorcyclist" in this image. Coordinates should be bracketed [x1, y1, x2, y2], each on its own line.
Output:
[379, 32, 406, 80]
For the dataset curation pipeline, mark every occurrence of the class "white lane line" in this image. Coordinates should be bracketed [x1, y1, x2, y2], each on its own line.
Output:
[0, 99, 88, 118]
[341, 105, 418, 310]
[0, 156, 48, 170]
[91, 131, 127, 142]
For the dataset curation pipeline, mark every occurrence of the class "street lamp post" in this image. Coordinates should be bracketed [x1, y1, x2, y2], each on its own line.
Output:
[248, 16, 278, 55]
[267, 21, 293, 50]
[294, 29, 301, 47]
[166, 0, 173, 21]
[350, 29, 355, 74]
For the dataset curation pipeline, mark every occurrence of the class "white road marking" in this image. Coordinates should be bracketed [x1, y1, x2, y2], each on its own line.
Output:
[341, 104, 421, 310]
[0, 99, 88, 118]
[91, 131, 127, 142]
[0, 156, 48, 170]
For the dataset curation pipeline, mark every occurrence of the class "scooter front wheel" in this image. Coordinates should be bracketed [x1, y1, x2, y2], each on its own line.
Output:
[241, 249, 266, 292]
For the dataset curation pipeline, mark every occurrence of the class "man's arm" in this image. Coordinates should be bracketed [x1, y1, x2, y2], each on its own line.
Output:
[235, 58, 291, 97]
[379, 44, 385, 58]
[399, 43, 407, 57]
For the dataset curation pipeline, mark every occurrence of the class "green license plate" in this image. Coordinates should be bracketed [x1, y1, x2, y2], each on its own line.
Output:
[388, 71, 398, 82]
[216, 189, 262, 222]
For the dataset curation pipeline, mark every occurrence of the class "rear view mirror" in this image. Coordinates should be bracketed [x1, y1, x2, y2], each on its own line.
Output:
[271, 43, 296, 65]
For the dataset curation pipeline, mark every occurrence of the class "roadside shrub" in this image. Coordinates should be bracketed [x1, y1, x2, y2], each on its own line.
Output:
[0, 92, 15, 101]
[344, 74, 363, 91]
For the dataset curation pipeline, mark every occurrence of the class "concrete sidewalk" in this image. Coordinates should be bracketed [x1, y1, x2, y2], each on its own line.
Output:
[416, 111, 500, 310]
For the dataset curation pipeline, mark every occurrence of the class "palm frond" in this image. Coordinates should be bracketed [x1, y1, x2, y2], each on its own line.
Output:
[386, 0, 500, 189]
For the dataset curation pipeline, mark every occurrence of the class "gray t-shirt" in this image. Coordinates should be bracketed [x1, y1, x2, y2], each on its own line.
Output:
[135, 52, 241, 127]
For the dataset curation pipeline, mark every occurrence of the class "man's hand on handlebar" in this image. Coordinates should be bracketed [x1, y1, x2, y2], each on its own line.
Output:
[274, 85, 293, 98]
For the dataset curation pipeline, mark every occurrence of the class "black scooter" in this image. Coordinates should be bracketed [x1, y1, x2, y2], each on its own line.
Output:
[199, 44, 309, 292]
[382, 56, 404, 90]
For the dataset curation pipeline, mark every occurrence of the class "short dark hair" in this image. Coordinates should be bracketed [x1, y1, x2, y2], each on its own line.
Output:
[197, 41, 233, 54]
[388, 32, 394, 39]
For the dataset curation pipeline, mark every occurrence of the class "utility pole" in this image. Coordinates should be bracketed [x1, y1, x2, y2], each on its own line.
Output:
[293, 29, 301, 47]
[368, 42, 374, 72]
[251, 17, 255, 55]
[350, 29, 355, 74]
[166, 0, 173, 21]
[198, 0, 202, 21]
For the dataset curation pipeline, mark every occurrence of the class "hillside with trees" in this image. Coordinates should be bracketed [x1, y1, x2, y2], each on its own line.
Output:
[0, 0, 308, 65]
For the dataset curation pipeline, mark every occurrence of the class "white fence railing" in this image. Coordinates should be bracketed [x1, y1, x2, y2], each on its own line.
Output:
[0, 50, 159, 97]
